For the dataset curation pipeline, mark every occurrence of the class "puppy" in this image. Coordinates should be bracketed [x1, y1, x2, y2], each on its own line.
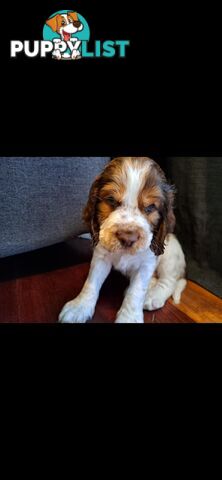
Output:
[59, 157, 187, 323]
[46, 11, 83, 59]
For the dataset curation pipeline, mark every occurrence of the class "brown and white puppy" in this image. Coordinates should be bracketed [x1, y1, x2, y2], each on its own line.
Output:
[46, 12, 83, 59]
[59, 157, 186, 323]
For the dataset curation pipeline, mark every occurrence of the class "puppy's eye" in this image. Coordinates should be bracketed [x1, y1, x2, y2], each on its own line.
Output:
[61, 21, 66, 25]
[68, 18, 73, 23]
[105, 197, 120, 208]
[144, 204, 156, 214]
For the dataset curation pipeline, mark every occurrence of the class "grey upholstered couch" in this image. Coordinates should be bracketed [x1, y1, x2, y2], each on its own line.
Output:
[0, 157, 110, 257]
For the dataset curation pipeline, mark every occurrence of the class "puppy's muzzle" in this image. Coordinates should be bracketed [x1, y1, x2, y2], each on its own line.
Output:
[116, 229, 140, 248]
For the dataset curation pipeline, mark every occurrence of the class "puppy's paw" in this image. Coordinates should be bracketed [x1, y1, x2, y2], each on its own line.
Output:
[58, 297, 94, 323]
[147, 276, 158, 290]
[52, 49, 62, 60]
[115, 309, 144, 324]
[144, 288, 166, 311]
[71, 49, 81, 59]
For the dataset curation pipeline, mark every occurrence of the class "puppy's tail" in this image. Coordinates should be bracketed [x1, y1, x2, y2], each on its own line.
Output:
[172, 278, 187, 304]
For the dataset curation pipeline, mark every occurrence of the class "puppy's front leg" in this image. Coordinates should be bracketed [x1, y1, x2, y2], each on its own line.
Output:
[69, 39, 81, 59]
[59, 246, 112, 323]
[115, 265, 154, 324]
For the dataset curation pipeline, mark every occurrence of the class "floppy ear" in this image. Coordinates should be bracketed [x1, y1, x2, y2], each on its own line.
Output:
[68, 11, 79, 22]
[150, 184, 176, 256]
[46, 15, 58, 32]
[83, 176, 101, 245]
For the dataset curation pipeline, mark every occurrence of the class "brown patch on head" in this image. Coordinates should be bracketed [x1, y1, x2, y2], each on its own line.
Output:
[68, 11, 78, 22]
[68, 11, 81, 27]
[99, 182, 125, 204]
[97, 182, 124, 228]
[56, 15, 69, 31]
[83, 158, 128, 244]
[46, 12, 81, 34]
[46, 14, 59, 32]
[97, 201, 113, 225]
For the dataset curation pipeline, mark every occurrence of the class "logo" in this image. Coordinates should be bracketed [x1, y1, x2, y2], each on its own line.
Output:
[10, 10, 130, 60]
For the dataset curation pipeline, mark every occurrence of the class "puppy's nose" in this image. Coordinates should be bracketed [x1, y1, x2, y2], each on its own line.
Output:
[73, 20, 81, 28]
[116, 230, 139, 248]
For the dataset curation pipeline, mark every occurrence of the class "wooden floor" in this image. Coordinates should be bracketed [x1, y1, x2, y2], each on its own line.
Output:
[169, 281, 222, 323]
[0, 262, 221, 323]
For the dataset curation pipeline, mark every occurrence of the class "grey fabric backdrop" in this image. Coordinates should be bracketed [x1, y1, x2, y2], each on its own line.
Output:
[0, 157, 110, 257]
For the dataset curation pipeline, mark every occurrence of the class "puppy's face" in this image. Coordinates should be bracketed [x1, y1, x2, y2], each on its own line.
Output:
[83, 157, 175, 256]
[46, 12, 83, 41]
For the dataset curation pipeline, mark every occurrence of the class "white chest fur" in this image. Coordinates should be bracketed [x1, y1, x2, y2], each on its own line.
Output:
[111, 249, 157, 277]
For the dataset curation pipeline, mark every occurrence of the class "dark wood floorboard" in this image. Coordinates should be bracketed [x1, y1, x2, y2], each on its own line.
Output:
[1, 238, 220, 323]
[0, 263, 193, 323]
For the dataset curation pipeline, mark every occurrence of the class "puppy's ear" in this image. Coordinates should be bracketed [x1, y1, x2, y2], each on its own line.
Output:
[83, 176, 101, 245]
[68, 11, 79, 22]
[46, 15, 58, 32]
[150, 184, 176, 256]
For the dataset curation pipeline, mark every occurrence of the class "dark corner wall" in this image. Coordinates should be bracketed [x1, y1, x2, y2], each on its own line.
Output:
[165, 157, 222, 297]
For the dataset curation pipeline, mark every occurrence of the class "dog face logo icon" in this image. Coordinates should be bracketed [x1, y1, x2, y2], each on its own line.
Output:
[43, 10, 90, 60]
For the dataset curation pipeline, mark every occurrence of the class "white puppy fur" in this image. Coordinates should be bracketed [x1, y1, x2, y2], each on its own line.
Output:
[144, 233, 186, 311]
[59, 234, 186, 323]
[59, 158, 187, 323]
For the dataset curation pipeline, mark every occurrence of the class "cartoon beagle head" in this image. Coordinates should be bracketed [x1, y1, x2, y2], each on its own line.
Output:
[46, 11, 83, 42]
